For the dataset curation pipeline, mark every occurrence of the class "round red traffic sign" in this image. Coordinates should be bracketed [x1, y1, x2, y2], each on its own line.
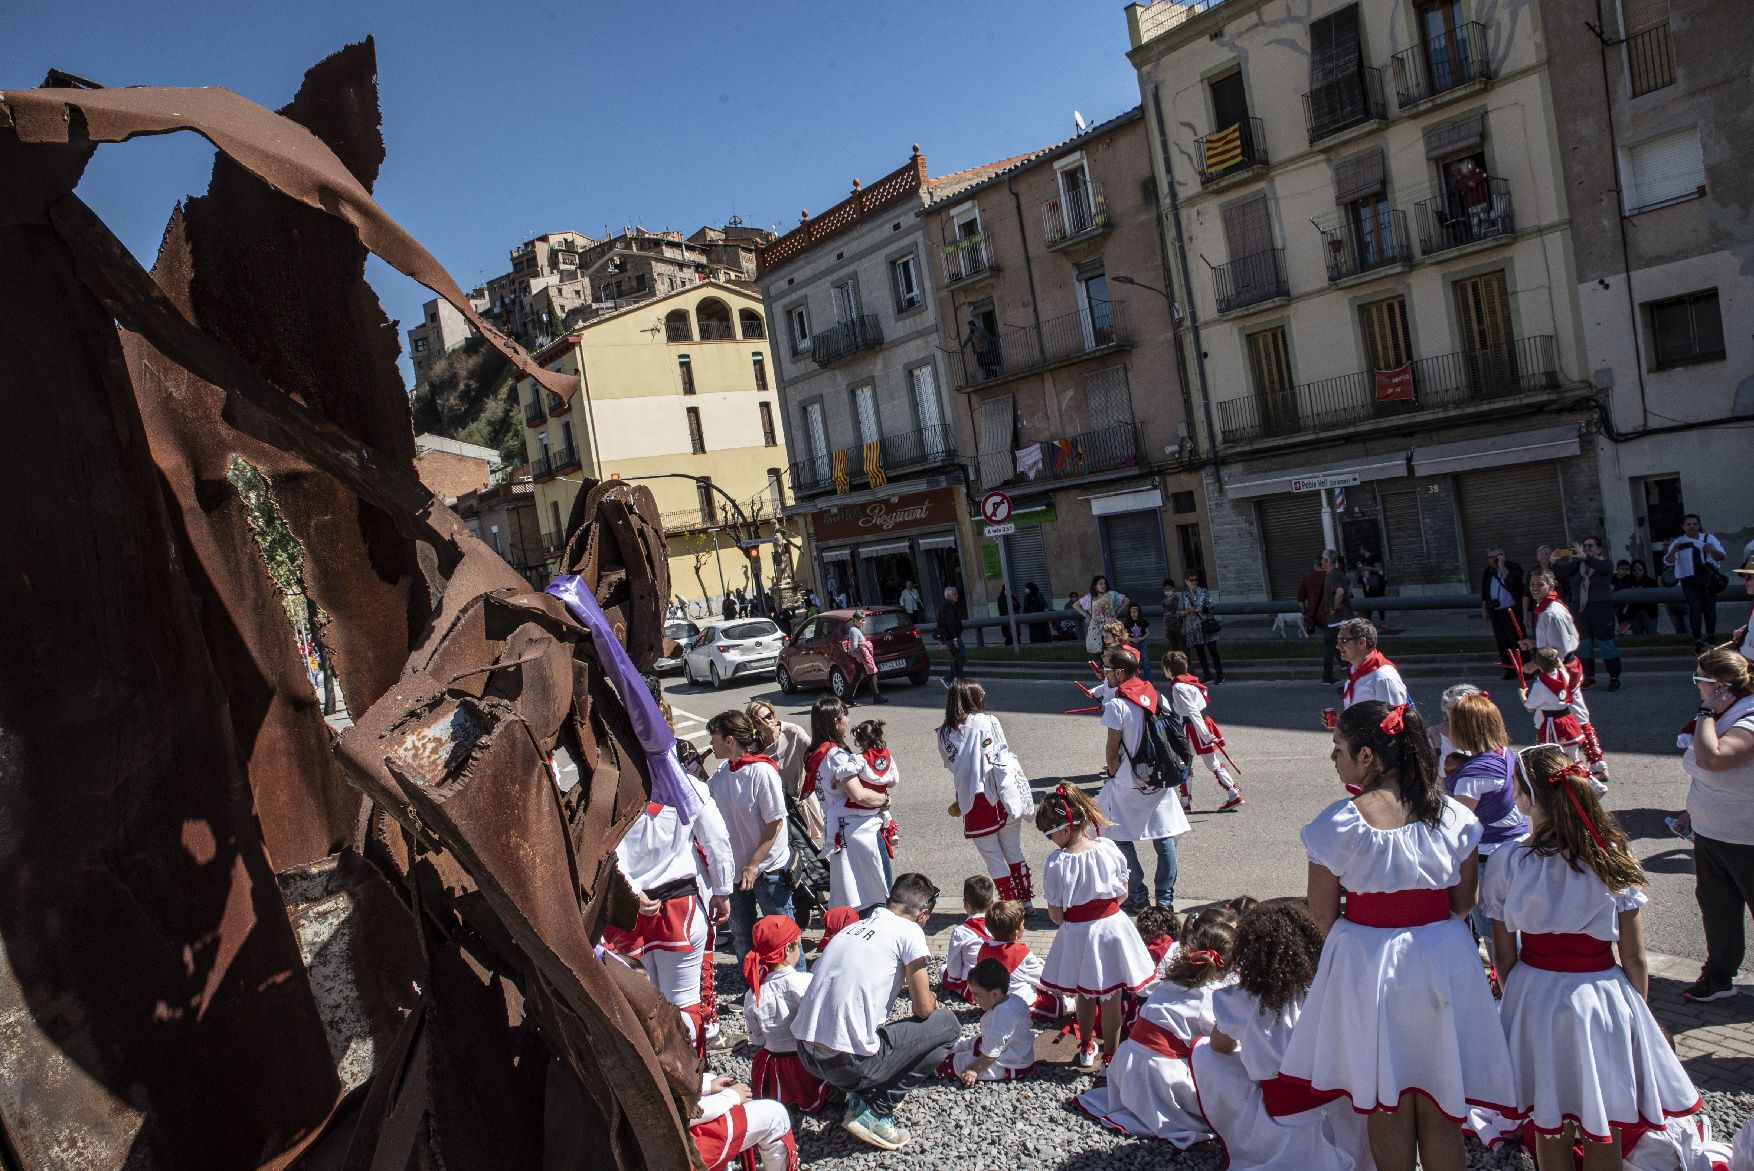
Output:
[979, 491, 1012, 524]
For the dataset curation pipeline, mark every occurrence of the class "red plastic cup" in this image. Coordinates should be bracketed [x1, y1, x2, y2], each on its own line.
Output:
[1321, 707, 1338, 730]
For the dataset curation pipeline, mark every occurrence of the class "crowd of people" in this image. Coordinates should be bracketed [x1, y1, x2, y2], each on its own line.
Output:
[601, 551, 1754, 1171]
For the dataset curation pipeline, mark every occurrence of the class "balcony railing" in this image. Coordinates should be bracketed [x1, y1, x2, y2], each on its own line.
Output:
[1212, 249, 1288, 314]
[950, 303, 1132, 390]
[1215, 335, 1560, 444]
[541, 529, 566, 555]
[809, 315, 884, 366]
[942, 234, 996, 286]
[660, 507, 735, 535]
[1320, 208, 1413, 281]
[534, 443, 582, 480]
[788, 423, 961, 494]
[664, 319, 693, 342]
[545, 391, 569, 416]
[977, 422, 1145, 490]
[1628, 23, 1675, 97]
[1303, 67, 1387, 144]
[698, 320, 735, 341]
[1390, 22, 1491, 107]
[1196, 117, 1268, 186]
[522, 396, 545, 424]
[1041, 181, 1111, 246]
[1414, 177, 1514, 255]
[740, 316, 766, 339]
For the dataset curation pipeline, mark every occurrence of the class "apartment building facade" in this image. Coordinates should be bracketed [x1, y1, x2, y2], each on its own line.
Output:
[1542, 0, 1753, 563]
[406, 290, 487, 385]
[923, 109, 1202, 608]
[1128, 0, 1602, 600]
[756, 149, 978, 611]
[515, 281, 791, 605]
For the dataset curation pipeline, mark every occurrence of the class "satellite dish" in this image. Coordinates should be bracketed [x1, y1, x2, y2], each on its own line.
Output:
[1074, 110, 1088, 132]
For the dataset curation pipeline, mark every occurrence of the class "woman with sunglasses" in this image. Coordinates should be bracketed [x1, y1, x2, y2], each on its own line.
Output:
[1678, 647, 1754, 1003]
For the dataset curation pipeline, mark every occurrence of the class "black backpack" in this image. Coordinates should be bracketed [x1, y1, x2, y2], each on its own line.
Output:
[1120, 693, 1193, 793]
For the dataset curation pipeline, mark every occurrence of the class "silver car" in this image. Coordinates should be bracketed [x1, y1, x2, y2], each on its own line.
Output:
[682, 619, 786, 689]
[654, 619, 700, 673]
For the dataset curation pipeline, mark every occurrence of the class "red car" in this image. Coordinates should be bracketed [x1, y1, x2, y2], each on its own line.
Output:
[775, 607, 931, 697]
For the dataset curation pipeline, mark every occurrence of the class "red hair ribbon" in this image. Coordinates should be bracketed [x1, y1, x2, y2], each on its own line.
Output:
[1479, 691, 1489, 700]
[1379, 704, 1408, 735]
[1549, 762, 1608, 850]
[1184, 949, 1223, 967]
[1058, 792, 1077, 834]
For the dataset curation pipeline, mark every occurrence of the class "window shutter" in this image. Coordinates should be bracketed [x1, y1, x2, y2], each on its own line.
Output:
[1423, 112, 1486, 160]
[1221, 195, 1272, 258]
[976, 394, 1016, 487]
[1308, 5, 1362, 86]
[1333, 149, 1386, 205]
[1083, 366, 1133, 425]
[1622, 0, 1669, 32]
[1626, 129, 1705, 211]
[853, 385, 880, 445]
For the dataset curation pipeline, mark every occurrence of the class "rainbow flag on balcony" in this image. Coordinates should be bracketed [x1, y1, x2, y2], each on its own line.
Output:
[1051, 437, 1084, 472]
[831, 449, 850, 493]
[862, 440, 887, 488]
[1203, 123, 1244, 172]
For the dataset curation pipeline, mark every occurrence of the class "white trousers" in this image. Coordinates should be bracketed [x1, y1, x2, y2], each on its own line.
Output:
[738, 1100, 793, 1171]
[640, 899, 707, 1007]
[971, 818, 1025, 878]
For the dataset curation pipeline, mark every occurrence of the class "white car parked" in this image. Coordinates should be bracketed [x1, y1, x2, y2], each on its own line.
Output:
[681, 619, 786, 689]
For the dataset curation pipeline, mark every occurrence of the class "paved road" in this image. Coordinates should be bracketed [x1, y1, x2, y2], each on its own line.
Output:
[663, 658, 1724, 973]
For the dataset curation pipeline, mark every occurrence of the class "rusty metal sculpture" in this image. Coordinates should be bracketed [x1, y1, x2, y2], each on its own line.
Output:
[0, 42, 701, 1170]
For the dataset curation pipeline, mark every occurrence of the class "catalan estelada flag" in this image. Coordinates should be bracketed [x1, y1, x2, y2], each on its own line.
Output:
[1203, 123, 1243, 172]
[863, 440, 887, 488]
[831, 449, 849, 493]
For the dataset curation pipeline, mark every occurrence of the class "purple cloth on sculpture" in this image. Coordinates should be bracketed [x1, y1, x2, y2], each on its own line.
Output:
[545, 573, 700, 823]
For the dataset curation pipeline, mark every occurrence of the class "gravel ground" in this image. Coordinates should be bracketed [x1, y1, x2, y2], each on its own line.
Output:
[705, 954, 1754, 1170]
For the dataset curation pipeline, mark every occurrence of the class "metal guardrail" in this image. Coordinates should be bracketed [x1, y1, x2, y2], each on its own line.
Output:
[789, 423, 960, 493]
[1320, 208, 1412, 281]
[1213, 248, 1287, 314]
[1196, 116, 1267, 186]
[950, 302, 1132, 390]
[809, 315, 884, 366]
[1628, 23, 1675, 96]
[942, 234, 995, 286]
[1304, 67, 1387, 144]
[1042, 181, 1110, 246]
[698, 320, 735, 341]
[1390, 22, 1492, 107]
[1415, 176, 1514, 255]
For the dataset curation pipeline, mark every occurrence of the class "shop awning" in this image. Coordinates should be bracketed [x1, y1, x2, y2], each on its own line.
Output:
[860, 540, 912, 557]
[1410, 425, 1580, 477]
[1083, 486, 1164, 516]
[916, 535, 958, 550]
[1221, 456, 1409, 499]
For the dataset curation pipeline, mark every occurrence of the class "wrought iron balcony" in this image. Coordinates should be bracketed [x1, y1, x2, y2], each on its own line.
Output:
[541, 528, 566, 555]
[664, 318, 693, 342]
[740, 316, 766, 339]
[1196, 117, 1267, 187]
[534, 443, 582, 480]
[1390, 21, 1491, 107]
[1215, 335, 1560, 445]
[1212, 249, 1288, 314]
[1628, 23, 1675, 97]
[1414, 177, 1514, 256]
[788, 423, 961, 495]
[659, 507, 734, 535]
[1319, 208, 1413, 281]
[698, 320, 735, 341]
[809, 315, 884, 366]
[1041, 181, 1111, 247]
[977, 423, 1145, 490]
[949, 303, 1131, 390]
[522, 396, 544, 424]
[941, 234, 996, 287]
[1303, 67, 1387, 144]
[544, 391, 569, 416]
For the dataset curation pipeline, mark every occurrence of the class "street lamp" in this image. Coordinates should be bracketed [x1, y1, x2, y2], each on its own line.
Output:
[602, 472, 772, 615]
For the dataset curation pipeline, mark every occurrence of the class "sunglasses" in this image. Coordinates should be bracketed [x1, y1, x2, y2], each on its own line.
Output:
[1694, 675, 1722, 686]
[1337, 635, 1365, 643]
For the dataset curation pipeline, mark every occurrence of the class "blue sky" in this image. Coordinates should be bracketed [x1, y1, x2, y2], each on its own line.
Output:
[9, 0, 1146, 381]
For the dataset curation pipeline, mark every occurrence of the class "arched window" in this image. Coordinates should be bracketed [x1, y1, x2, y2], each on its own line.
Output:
[739, 307, 765, 340]
[696, 297, 733, 340]
[664, 307, 692, 343]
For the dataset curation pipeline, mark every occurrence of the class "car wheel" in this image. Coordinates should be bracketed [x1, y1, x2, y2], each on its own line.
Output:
[683, 659, 695, 686]
[829, 668, 848, 699]
[709, 663, 723, 690]
[776, 665, 796, 694]
[908, 669, 930, 687]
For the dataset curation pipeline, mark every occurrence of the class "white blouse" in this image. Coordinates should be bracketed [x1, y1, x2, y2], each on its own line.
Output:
[1212, 985, 1304, 1083]
[1301, 796, 1482, 892]
[1043, 837, 1131, 908]
[1478, 843, 1646, 939]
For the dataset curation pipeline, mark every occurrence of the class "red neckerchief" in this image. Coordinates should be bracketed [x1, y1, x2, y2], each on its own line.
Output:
[644, 801, 665, 817]
[1536, 670, 1573, 704]
[1173, 673, 1208, 700]
[802, 742, 836, 800]
[1116, 675, 1159, 712]
[1146, 934, 1175, 966]
[862, 746, 892, 789]
[1533, 593, 1567, 620]
[730, 753, 779, 772]
[965, 914, 991, 940]
[1343, 650, 1391, 704]
[977, 940, 1029, 973]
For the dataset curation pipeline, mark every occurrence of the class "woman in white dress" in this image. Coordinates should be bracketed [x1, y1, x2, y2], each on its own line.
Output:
[1035, 782, 1156, 1073]
[1279, 700, 1518, 1171]
[801, 696, 891, 912]
[938, 680, 1034, 906]
[1077, 910, 1236, 1146]
[1482, 745, 1701, 1166]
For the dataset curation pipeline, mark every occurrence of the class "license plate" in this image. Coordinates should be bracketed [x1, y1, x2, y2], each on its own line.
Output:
[878, 659, 906, 671]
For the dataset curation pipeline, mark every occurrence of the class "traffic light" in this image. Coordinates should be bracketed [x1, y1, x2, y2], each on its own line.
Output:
[745, 546, 760, 562]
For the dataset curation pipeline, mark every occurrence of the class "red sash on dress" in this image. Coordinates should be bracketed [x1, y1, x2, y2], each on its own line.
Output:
[1063, 898, 1122, 923]
[1343, 888, 1451, 928]
[1126, 1015, 1192, 1060]
[965, 914, 991, 940]
[1520, 932, 1615, 972]
[1262, 1074, 1348, 1118]
[1342, 651, 1394, 705]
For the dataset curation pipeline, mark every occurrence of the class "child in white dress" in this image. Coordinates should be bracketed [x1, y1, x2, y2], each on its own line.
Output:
[1163, 650, 1244, 812]
[1481, 745, 1701, 1163]
[1280, 700, 1518, 1171]
[742, 915, 829, 1115]
[937, 958, 1038, 1083]
[1523, 646, 1612, 782]
[938, 680, 1035, 905]
[1076, 909, 1236, 1146]
[1189, 900, 1370, 1171]
[1035, 782, 1157, 1073]
[852, 718, 901, 871]
[940, 875, 996, 1001]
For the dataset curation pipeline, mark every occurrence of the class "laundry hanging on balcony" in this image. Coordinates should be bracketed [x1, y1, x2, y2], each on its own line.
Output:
[832, 449, 850, 493]
[1051, 437, 1085, 473]
[863, 440, 888, 488]
[1014, 444, 1045, 480]
[1375, 363, 1416, 402]
[1203, 123, 1244, 173]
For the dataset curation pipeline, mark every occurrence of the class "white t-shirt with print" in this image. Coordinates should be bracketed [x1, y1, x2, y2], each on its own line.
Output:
[791, 907, 929, 1057]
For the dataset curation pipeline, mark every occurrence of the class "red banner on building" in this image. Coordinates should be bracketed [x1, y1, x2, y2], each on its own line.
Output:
[1374, 362, 1415, 401]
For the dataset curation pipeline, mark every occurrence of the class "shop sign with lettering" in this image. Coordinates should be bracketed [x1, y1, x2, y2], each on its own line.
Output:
[813, 487, 960, 542]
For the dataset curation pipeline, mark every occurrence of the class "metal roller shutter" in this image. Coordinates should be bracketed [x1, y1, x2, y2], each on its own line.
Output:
[1258, 493, 1325, 600]
[1001, 524, 1052, 599]
[1457, 464, 1567, 570]
[1101, 510, 1169, 603]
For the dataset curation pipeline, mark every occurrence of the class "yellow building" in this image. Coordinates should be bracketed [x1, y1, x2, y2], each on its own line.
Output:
[517, 281, 793, 609]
